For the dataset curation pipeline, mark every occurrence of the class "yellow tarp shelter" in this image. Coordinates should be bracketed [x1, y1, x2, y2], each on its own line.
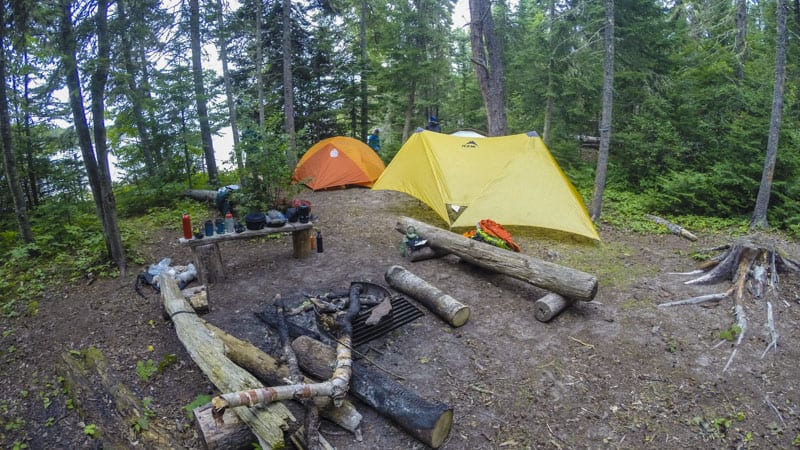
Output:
[293, 136, 385, 190]
[372, 130, 600, 241]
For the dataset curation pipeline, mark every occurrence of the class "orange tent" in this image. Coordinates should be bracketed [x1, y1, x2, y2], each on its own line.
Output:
[292, 136, 386, 190]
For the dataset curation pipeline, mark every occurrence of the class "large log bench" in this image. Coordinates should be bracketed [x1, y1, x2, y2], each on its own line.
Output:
[178, 222, 313, 285]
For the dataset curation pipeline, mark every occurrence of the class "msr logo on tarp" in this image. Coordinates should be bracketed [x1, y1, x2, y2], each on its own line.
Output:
[462, 140, 479, 149]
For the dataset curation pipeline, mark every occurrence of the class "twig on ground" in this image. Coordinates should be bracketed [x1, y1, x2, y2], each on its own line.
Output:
[568, 336, 594, 349]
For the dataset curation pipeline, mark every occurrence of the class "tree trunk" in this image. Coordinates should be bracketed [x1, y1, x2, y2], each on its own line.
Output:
[91, 0, 127, 276]
[215, 0, 244, 186]
[160, 274, 294, 449]
[291, 335, 454, 449]
[189, 0, 218, 186]
[750, 0, 787, 230]
[396, 217, 598, 301]
[281, 0, 297, 167]
[256, 0, 265, 129]
[469, 0, 507, 136]
[60, 0, 126, 275]
[734, 0, 747, 82]
[384, 265, 471, 327]
[589, 0, 615, 221]
[0, 0, 33, 244]
[402, 83, 416, 143]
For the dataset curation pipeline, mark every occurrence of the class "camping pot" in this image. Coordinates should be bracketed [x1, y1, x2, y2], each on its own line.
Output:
[298, 204, 310, 223]
[286, 207, 298, 223]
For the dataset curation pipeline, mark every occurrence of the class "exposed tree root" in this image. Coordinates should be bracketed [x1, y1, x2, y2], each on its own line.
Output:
[660, 235, 799, 372]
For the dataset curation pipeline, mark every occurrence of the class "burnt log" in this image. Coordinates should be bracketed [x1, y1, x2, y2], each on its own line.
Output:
[396, 216, 598, 301]
[292, 335, 453, 449]
[385, 265, 471, 327]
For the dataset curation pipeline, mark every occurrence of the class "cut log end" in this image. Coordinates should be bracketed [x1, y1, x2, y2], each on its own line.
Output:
[533, 293, 572, 322]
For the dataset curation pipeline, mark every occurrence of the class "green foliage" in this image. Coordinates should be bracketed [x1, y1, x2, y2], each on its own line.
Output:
[136, 354, 177, 382]
[183, 394, 213, 421]
[719, 324, 742, 342]
[83, 423, 99, 438]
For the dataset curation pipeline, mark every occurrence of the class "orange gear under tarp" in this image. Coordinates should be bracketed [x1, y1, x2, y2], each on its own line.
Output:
[293, 136, 386, 191]
[463, 219, 521, 252]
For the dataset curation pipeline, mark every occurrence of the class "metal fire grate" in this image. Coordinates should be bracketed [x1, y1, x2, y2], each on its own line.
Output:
[351, 295, 424, 347]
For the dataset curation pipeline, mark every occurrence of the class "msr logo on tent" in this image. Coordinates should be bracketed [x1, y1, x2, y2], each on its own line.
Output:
[462, 141, 479, 149]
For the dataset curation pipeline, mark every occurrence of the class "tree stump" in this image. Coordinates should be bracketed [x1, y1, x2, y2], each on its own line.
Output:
[194, 243, 225, 285]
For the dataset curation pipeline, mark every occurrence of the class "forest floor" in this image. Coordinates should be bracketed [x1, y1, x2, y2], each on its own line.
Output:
[2, 187, 800, 450]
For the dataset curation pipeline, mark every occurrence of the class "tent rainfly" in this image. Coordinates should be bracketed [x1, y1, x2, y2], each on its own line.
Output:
[292, 136, 386, 190]
[371, 130, 600, 241]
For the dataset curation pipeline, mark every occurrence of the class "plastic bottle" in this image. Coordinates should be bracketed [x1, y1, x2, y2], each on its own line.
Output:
[309, 233, 316, 251]
[182, 212, 193, 239]
[225, 213, 234, 233]
[204, 220, 214, 237]
[215, 218, 225, 235]
[316, 230, 323, 253]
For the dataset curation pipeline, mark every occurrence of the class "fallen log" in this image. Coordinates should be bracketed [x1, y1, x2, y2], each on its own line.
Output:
[184, 189, 218, 203]
[533, 292, 574, 322]
[384, 265, 471, 327]
[59, 347, 180, 448]
[396, 216, 598, 301]
[645, 214, 698, 241]
[159, 274, 294, 449]
[292, 335, 453, 449]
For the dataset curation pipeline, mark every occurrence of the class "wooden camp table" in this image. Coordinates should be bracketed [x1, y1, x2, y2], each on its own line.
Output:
[178, 222, 313, 285]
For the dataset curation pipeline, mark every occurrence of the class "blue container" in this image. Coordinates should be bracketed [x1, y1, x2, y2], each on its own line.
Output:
[215, 218, 225, 235]
[204, 220, 214, 237]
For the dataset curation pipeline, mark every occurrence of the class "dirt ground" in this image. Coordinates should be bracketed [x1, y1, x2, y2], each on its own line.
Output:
[2, 187, 800, 450]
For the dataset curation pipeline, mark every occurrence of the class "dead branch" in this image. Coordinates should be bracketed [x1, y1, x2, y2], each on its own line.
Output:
[645, 214, 698, 241]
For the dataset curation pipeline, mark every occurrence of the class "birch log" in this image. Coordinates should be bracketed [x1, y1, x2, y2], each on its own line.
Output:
[396, 216, 598, 301]
[385, 265, 471, 327]
[292, 335, 453, 449]
[160, 274, 293, 449]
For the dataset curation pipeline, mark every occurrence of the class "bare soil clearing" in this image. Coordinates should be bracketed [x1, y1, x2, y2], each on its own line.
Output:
[2, 187, 799, 449]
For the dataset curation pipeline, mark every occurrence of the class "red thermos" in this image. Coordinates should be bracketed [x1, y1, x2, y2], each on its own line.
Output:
[182, 212, 193, 239]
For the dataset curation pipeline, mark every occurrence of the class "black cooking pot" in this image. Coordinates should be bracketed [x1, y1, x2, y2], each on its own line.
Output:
[244, 212, 266, 230]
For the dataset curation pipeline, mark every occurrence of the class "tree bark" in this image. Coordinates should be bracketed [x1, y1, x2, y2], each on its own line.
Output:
[589, 0, 615, 221]
[160, 274, 294, 449]
[750, 0, 787, 230]
[292, 335, 454, 449]
[91, 0, 127, 276]
[0, 0, 33, 243]
[396, 217, 598, 301]
[469, 0, 507, 136]
[189, 0, 218, 186]
[385, 265, 471, 327]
